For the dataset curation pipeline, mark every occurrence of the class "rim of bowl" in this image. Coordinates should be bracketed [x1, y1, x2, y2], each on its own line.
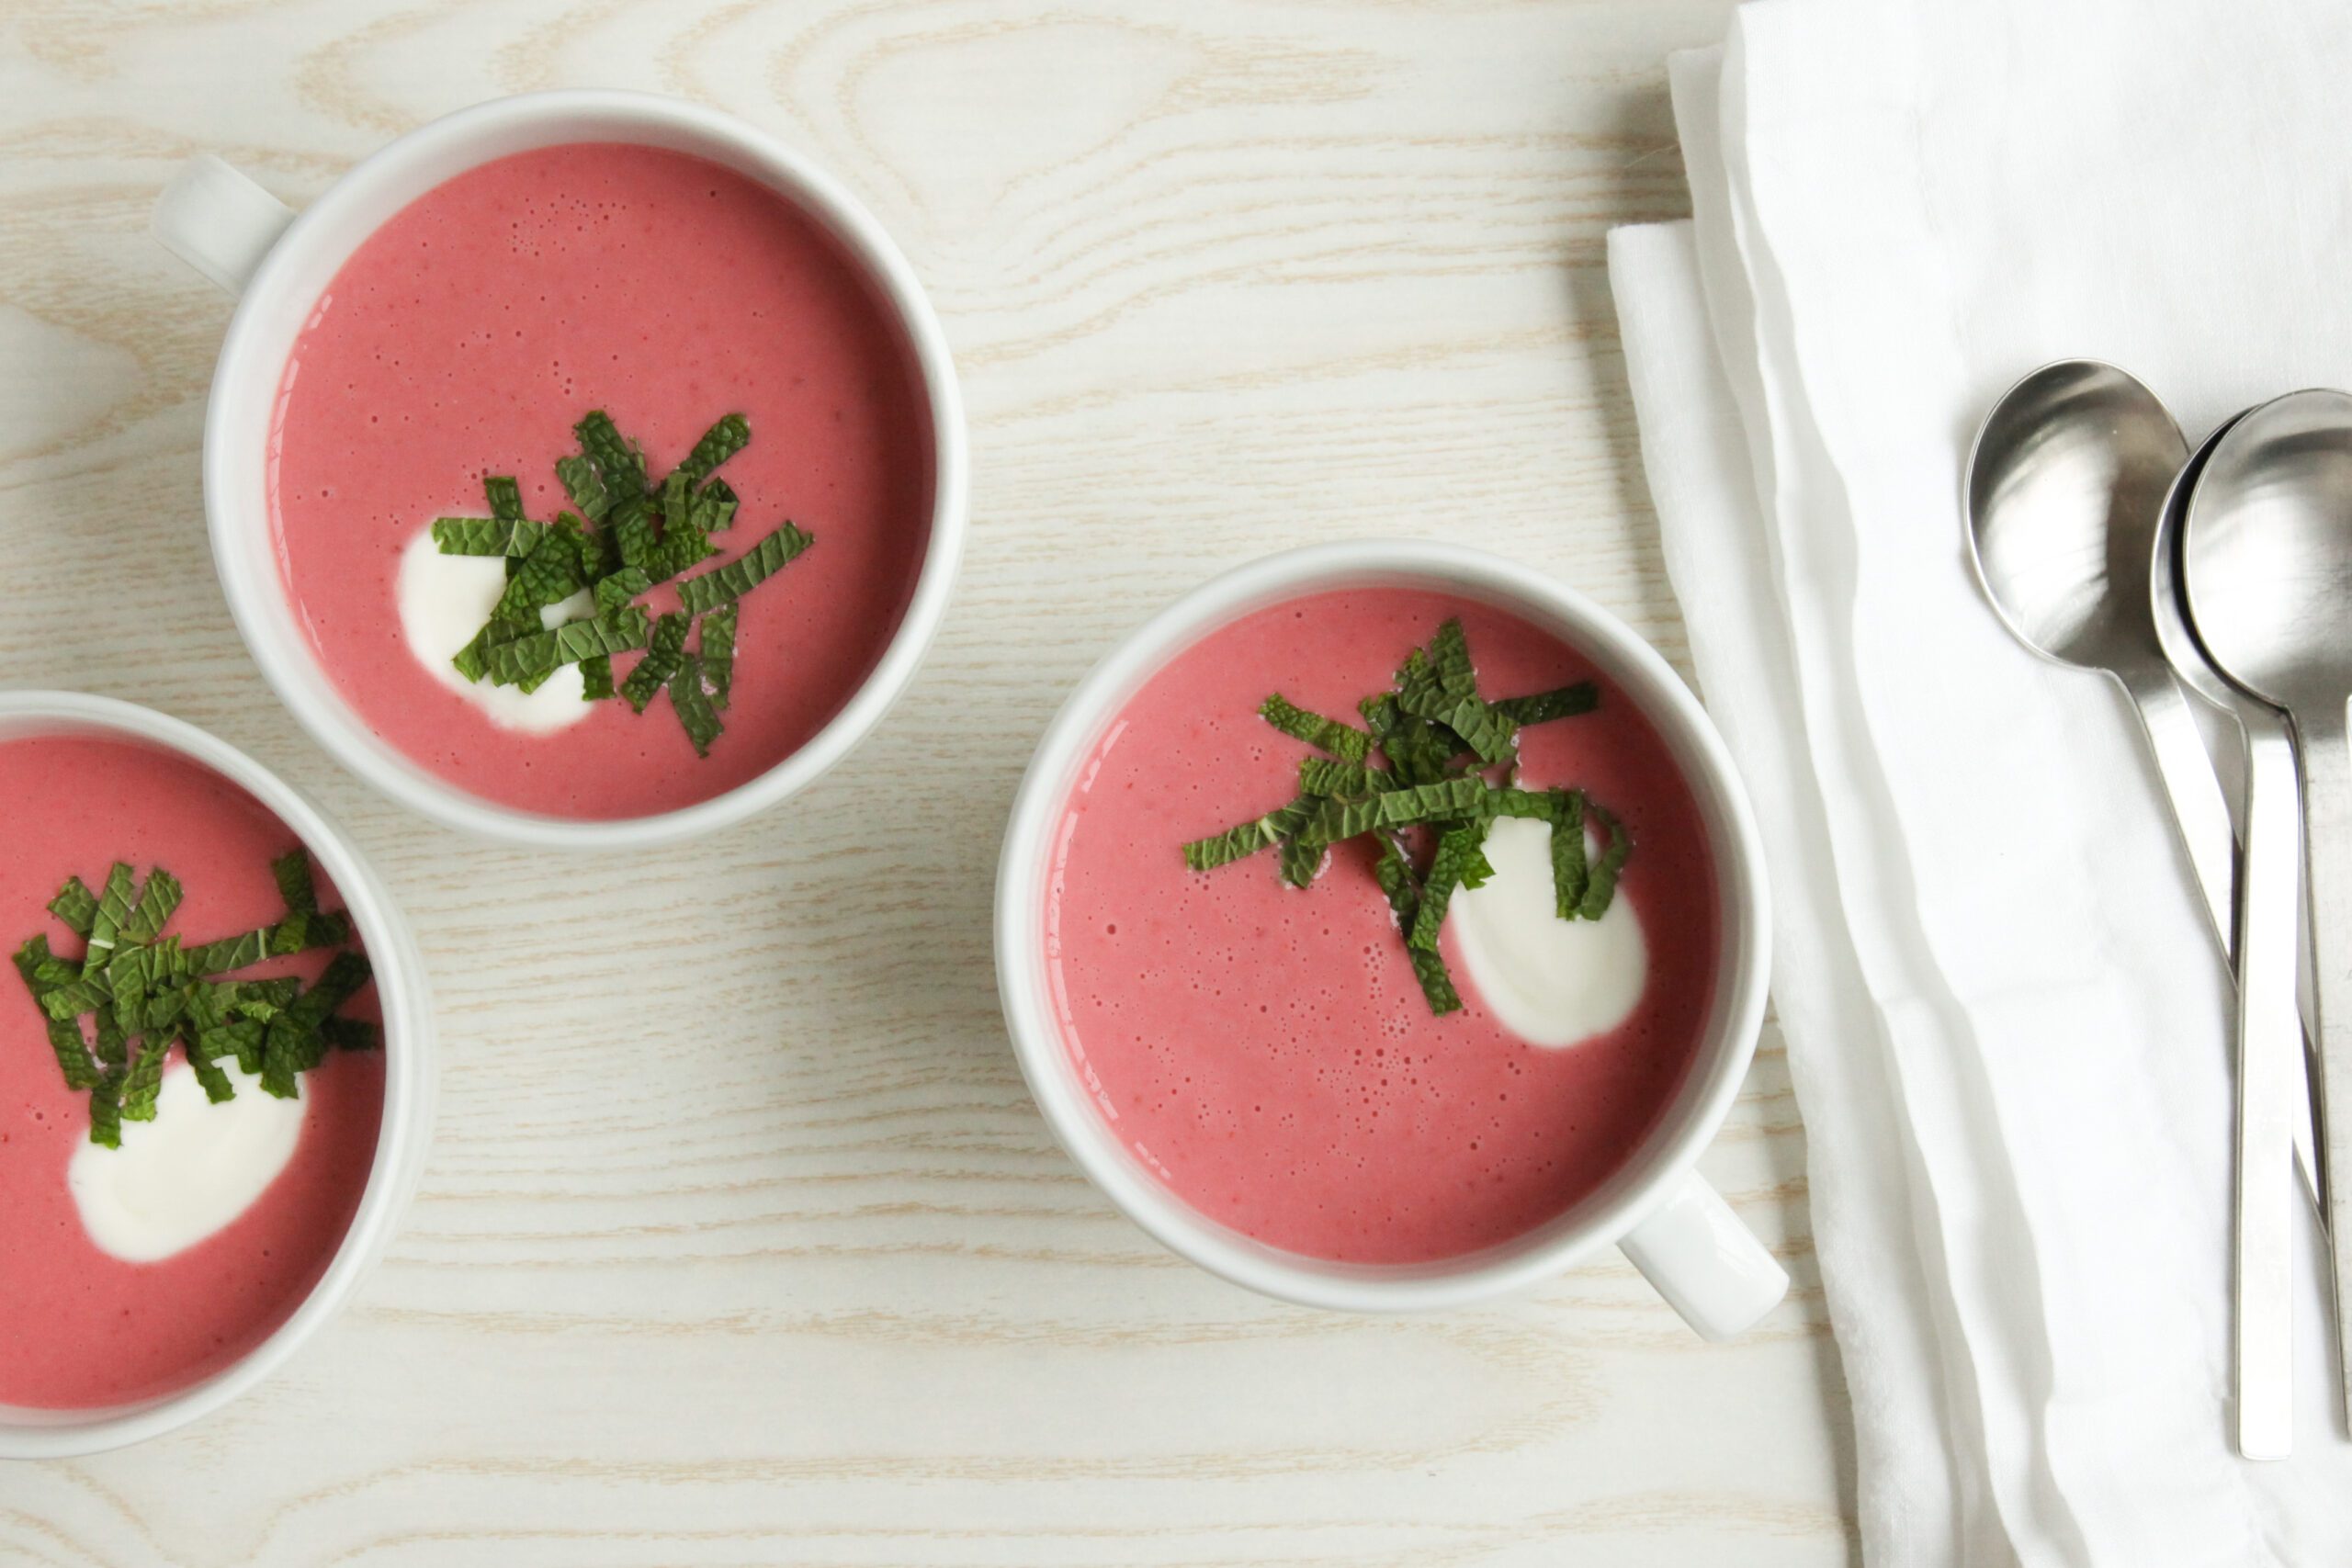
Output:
[203, 88, 968, 850]
[992, 540, 1771, 1313]
[0, 692, 433, 1457]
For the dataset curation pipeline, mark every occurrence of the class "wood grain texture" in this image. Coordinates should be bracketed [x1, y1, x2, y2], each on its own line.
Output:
[0, 1, 1859, 1562]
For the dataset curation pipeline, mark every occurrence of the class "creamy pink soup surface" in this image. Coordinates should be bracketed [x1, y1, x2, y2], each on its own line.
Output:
[0, 735, 381, 1410]
[269, 142, 933, 819]
[1045, 589, 1719, 1265]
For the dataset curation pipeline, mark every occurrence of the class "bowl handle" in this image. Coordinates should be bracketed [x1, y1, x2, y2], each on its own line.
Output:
[1618, 1169, 1789, 1340]
[151, 154, 295, 296]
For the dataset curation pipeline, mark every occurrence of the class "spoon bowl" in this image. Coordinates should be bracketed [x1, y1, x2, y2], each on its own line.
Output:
[2184, 389, 2352, 713]
[1965, 359, 2187, 678]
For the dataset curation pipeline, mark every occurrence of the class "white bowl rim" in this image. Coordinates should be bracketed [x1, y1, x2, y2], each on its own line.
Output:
[992, 540, 1771, 1313]
[0, 691, 433, 1457]
[202, 87, 968, 850]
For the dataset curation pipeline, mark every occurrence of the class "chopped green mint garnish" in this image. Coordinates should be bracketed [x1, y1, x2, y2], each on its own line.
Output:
[1259, 694, 1371, 762]
[14, 861, 374, 1141]
[667, 652, 723, 757]
[621, 612, 689, 713]
[481, 607, 650, 688]
[676, 522, 812, 615]
[437, 412, 808, 754]
[1579, 804, 1630, 920]
[556, 454, 610, 522]
[120, 1036, 170, 1122]
[700, 604, 737, 710]
[1180, 620, 1635, 1015]
[47, 877, 97, 937]
[677, 413, 750, 486]
[1549, 790, 1589, 918]
[1373, 834, 1461, 1014]
[1493, 682, 1600, 727]
[434, 516, 549, 557]
[485, 474, 525, 521]
[575, 411, 646, 495]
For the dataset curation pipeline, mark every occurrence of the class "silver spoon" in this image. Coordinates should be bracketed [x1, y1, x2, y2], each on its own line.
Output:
[2184, 387, 2352, 1431]
[1964, 361, 2237, 957]
[2156, 412, 2308, 1460]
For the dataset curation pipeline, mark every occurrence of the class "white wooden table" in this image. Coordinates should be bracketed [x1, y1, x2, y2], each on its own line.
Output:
[0, 2, 1856, 1562]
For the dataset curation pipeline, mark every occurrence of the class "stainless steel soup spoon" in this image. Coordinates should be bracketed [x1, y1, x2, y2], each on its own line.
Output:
[1964, 362, 2238, 942]
[2184, 387, 2352, 1433]
[2155, 411, 2309, 1461]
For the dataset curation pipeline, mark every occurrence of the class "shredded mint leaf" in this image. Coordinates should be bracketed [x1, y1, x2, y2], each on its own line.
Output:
[644, 470, 719, 582]
[700, 605, 737, 710]
[92, 1004, 127, 1067]
[184, 1032, 236, 1103]
[580, 655, 615, 701]
[1297, 757, 1387, 797]
[556, 454, 610, 522]
[676, 413, 750, 486]
[272, 850, 316, 914]
[690, 478, 739, 536]
[1396, 685, 1517, 764]
[39, 1015, 98, 1089]
[202, 1019, 266, 1076]
[17, 940, 97, 1087]
[1408, 824, 1486, 951]
[1184, 798, 1317, 872]
[86, 1070, 124, 1148]
[47, 877, 97, 937]
[668, 653, 724, 757]
[1278, 827, 1328, 888]
[594, 566, 651, 615]
[434, 516, 548, 557]
[40, 975, 109, 1021]
[621, 612, 690, 713]
[1544, 790, 1589, 916]
[120, 869, 183, 943]
[482, 607, 650, 688]
[1373, 835, 1461, 1014]
[322, 1017, 379, 1053]
[1428, 619, 1479, 700]
[1579, 804, 1631, 920]
[1494, 683, 1599, 727]
[120, 1036, 171, 1122]
[575, 410, 647, 496]
[259, 1019, 303, 1099]
[484, 474, 525, 521]
[1260, 694, 1372, 761]
[676, 524, 813, 615]
[85, 863, 136, 961]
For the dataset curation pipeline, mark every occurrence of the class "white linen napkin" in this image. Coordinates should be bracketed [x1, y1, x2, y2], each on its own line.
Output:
[1608, 2, 2352, 1561]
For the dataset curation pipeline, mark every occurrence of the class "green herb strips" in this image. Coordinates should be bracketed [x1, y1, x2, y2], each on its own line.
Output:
[432, 412, 811, 757]
[11, 859, 376, 1146]
[1181, 619, 1629, 1016]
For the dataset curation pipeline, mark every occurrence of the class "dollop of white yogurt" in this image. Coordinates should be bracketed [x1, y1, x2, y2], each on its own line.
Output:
[69, 1061, 303, 1262]
[1449, 814, 1647, 1047]
[397, 526, 594, 733]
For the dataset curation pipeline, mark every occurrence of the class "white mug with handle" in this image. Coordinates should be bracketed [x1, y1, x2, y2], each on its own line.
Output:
[994, 540, 1788, 1337]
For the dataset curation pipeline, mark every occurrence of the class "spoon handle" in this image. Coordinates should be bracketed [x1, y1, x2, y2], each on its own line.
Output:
[2123, 666, 2239, 954]
[2235, 724, 2301, 1459]
[2293, 701, 2352, 1427]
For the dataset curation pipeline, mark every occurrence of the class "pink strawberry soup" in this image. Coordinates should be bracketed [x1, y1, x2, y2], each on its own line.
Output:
[1044, 588, 1719, 1265]
[0, 734, 381, 1410]
[268, 141, 933, 818]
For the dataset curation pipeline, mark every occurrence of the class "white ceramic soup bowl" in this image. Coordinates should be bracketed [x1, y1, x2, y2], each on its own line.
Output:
[0, 692, 435, 1458]
[996, 541, 1786, 1335]
[150, 89, 967, 850]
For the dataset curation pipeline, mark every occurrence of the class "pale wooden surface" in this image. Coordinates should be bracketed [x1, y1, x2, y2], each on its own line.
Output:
[0, 2, 1858, 1562]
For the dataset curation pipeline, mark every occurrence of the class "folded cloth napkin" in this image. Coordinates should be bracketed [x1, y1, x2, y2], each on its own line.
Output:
[1608, 2, 2352, 1562]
